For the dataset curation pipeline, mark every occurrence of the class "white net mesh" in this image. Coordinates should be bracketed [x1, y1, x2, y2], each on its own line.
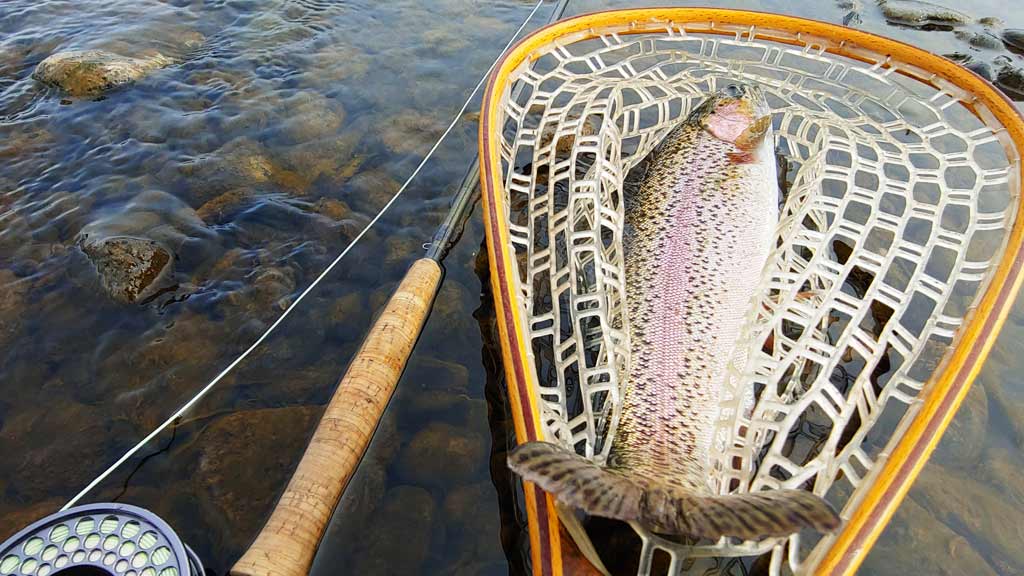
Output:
[491, 17, 1021, 575]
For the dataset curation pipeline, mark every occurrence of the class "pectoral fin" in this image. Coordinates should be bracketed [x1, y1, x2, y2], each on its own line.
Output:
[509, 441, 840, 541]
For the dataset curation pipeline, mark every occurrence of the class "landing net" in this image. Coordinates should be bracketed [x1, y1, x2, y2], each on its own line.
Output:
[480, 9, 1024, 575]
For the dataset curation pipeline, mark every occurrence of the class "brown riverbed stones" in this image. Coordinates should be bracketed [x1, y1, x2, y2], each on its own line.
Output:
[931, 377, 989, 468]
[878, 0, 972, 28]
[862, 494, 999, 576]
[187, 405, 321, 550]
[396, 421, 486, 487]
[0, 269, 29, 350]
[351, 486, 436, 575]
[81, 236, 172, 304]
[33, 50, 174, 96]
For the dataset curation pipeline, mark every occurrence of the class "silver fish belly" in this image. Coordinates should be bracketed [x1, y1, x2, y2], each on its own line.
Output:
[509, 84, 839, 541]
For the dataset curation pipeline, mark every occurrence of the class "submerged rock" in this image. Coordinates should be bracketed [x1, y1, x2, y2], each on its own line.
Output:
[862, 492, 998, 576]
[182, 138, 311, 199]
[196, 188, 254, 224]
[994, 59, 1024, 99]
[878, 0, 972, 28]
[276, 91, 345, 144]
[378, 111, 445, 156]
[189, 406, 321, 550]
[931, 378, 988, 468]
[352, 486, 436, 575]
[441, 482, 505, 571]
[0, 269, 29, 349]
[78, 190, 211, 302]
[33, 50, 173, 96]
[396, 422, 486, 487]
[1003, 29, 1024, 53]
[344, 167, 402, 214]
[225, 265, 298, 313]
[912, 464, 1024, 574]
[953, 30, 1003, 51]
[314, 197, 351, 221]
[980, 446, 1024, 507]
[946, 53, 995, 81]
[81, 236, 172, 303]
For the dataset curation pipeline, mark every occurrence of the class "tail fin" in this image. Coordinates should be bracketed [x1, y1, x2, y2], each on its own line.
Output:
[508, 441, 839, 541]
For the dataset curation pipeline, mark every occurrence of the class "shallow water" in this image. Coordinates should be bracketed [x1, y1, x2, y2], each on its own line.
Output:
[0, 0, 1022, 575]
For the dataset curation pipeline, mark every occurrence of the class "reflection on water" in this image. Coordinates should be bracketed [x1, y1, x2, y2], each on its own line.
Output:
[0, 0, 1022, 575]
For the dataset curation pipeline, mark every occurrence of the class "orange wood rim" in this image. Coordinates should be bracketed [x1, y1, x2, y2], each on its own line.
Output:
[478, 8, 1024, 576]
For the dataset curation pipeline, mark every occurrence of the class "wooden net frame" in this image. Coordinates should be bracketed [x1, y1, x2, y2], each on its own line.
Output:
[479, 8, 1024, 575]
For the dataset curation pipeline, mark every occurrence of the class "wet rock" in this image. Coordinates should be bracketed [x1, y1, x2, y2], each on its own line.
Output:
[314, 197, 351, 221]
[443, 482, 494, 528]
[81, 189, 209, 249]
[403, 356, 474, 418]
[344, 167, 402, 214]
[378, 111, 445, 156]
[429, 279, 477, 343]
[80, 236, 172, 303]
[1003, 29, 1024, 54]
[878, 0, 972, 28]
[280, 133, 362, 189]
[384, 234, 422, 270]
[77, 190, 212, 302]
[953, 31, 1003, 51]
[984, 374, 1024, 447]
[189, 406, 321, 549]
[2, 400, 138, 506]
[182, 138, 310, 199]
[442, 482, 504, 571]
[196, 188, 254, 224]
[396, 422, 486, 487]
[912, 464, 1024, 574]
[422, 28, 470, 55]
[184, 138, 273, 196]
[946, 53, 994, 80]
[307, 44, 371, 85]
[0, 269, 29, 349]
[351, 486, 436, 575]
[226, 265, 298, 313]
[861, 494, 998, 576]
[0, 499, 64, 543]
[931, 377, 988, 468]
[994, 59, 1024, 100]
[91, 310, 233, 407]
[370, 409, 402, 465]
[328, 290, 365, 320]
[277, 91, 345, 144]
[33, 50, 173, 96]
[980, 446, 1024, 507]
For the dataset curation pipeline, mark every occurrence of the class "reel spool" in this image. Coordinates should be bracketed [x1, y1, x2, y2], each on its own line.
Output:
[0, 504, 204, 576]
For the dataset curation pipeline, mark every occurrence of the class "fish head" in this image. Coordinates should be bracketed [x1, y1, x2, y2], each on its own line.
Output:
[690, 83, 773, 151]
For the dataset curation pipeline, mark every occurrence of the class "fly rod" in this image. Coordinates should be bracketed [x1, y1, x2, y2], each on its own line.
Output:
[230, 3, 572, 575]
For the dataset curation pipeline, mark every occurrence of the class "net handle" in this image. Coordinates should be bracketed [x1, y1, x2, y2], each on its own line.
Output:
[479, 8, 1024, 576]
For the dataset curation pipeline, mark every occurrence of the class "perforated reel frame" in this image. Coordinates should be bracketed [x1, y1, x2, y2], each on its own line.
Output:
[479, 8, 1024, 576]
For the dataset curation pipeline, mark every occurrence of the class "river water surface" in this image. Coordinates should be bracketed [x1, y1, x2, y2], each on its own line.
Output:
[1, 0, 1022, 575]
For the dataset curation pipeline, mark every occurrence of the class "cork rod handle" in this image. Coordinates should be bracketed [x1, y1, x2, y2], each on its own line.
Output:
[230, 257, 443, 576]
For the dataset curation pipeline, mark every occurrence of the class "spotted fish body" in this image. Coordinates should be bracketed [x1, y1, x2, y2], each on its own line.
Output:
[509, 85, 839, 541]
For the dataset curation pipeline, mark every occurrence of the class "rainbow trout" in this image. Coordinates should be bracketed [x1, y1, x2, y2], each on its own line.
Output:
[509, 85, 839, 540]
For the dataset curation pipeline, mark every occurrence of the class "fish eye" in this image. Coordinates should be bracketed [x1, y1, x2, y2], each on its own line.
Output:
[723, 84, 744, 97]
